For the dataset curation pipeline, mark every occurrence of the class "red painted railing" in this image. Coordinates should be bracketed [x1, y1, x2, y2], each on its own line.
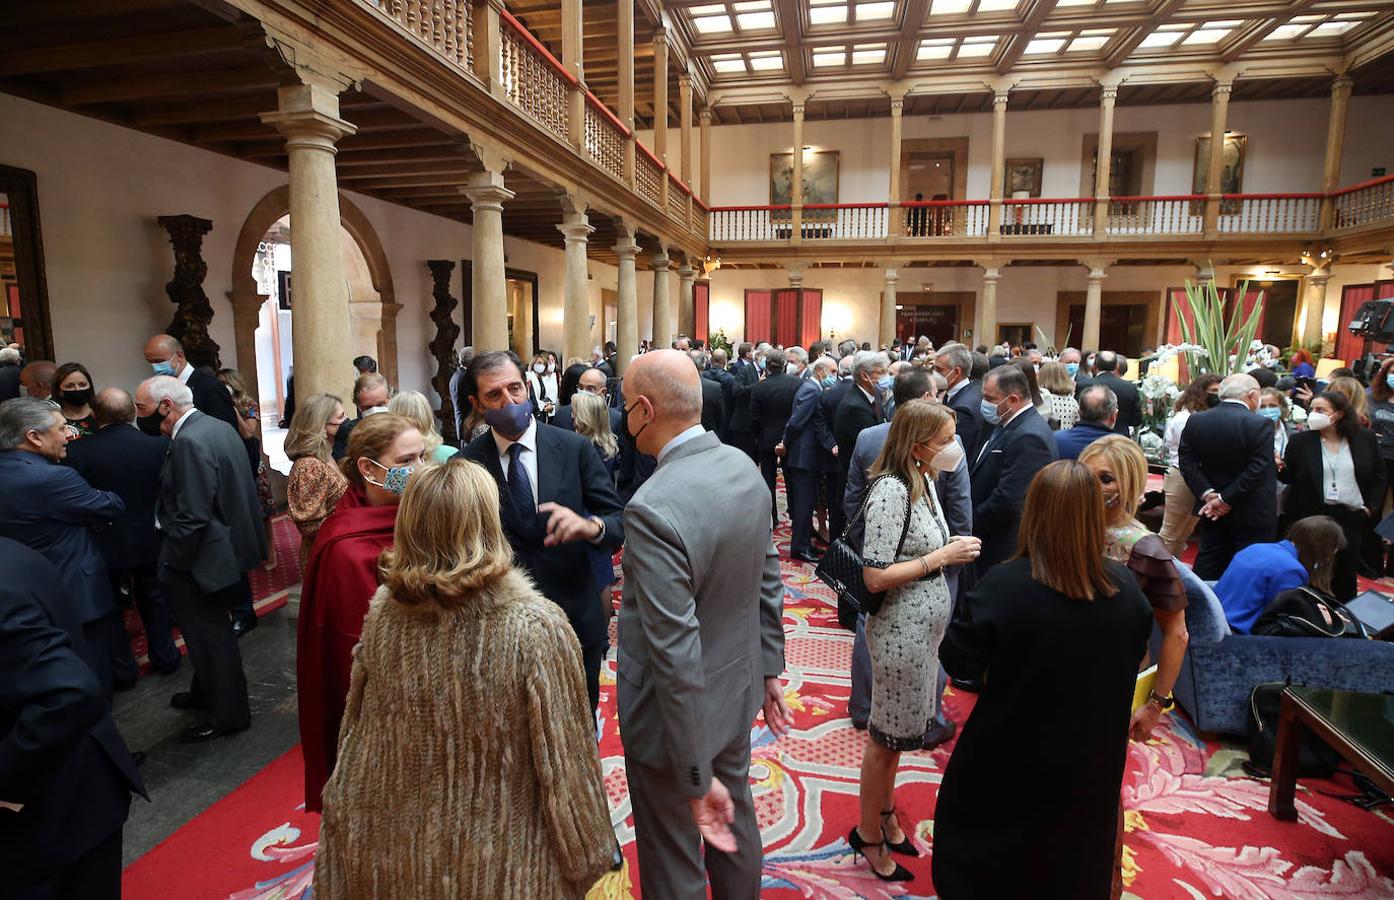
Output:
[1332, 175, 1394, 230]
[801, 203, 889, 240]
[1001, 197, 1093, 236]
[1106, 195, 1204, 235]
[1218, 193, 1323, 234]
[899, 199, 989, 237]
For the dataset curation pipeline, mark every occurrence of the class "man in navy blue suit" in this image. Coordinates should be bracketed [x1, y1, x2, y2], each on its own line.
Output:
[782, 354, 837, 562]
[65, 388, 181, 681]
[934, 343, 984, 460]
[0, 537, 146, 898]
[0, 397, 125, 697]
[460, 350, 625, 711]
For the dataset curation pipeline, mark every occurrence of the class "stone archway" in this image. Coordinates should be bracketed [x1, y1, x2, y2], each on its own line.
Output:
[228, 185, 399, 402]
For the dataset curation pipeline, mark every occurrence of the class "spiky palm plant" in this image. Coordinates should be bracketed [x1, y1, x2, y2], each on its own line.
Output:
[1170, 278, 1265, 377]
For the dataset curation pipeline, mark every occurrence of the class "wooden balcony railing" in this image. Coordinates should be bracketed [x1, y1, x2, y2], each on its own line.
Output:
[635, 142, 663, 208]
[583, 90, 626, 182]
[499, 9, 572, 143]
[708, 206, 790, 241]
[799, 204, 889, 240]
[1218, 193, 1323, 233]
[1332, 175, 1394, 231]
[667, 173, 688, 221]
[365, 0, 472, 70]
[0, 201, 9, 237]
[899, 200, 989, 237]
[1106, 196, 1204, 235]
[1001, 198, 1094, 236]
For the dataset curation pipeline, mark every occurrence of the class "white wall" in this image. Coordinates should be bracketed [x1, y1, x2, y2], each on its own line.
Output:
[0, 93, 615, 407]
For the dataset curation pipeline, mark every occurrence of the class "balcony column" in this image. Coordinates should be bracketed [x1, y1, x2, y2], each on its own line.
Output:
[510, 278, 532, 360]
[1319, 76, 1355, 230]
[986, 89, 1010, 237]
[653, 31, 669, 166]
[791, 102, 805, 241]
[1093, 83, 1118, 239]
[618, 0, 636, 185]
[888, 96, 904, 205]
[461, 159, 515, 353]
[558, 204, 594, 363]
[1203, 77, 1234, 237]
[562, 0, 585, 150]
[614, 222, 639, 373]
[651, 249, 673, 348]
[1301, 266, 1331, 349]
[678, 261, 696, 342]
[881, 267, 898, 350]
[470, 0, 505, 98]
[679, 73, 694, 186]
[1081, 260, 1110, 351]
[260, 82, 358, 399]
[977, 260, 1002, 344]
[699, 107, 712, 203]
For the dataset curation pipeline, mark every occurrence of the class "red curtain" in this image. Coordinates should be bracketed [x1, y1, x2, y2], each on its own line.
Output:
[1336, 284, 1377, 362]
[775, 289, 800, 347]
[800, 289, 823, 349]
[1164, 288, 1192, 346]
[1376, 280, 1394, 300]
[695, 282, 710, 342]
[745, 289, 772, 345]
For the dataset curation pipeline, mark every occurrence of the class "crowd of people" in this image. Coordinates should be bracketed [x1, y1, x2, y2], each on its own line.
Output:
[1, 323, 1388, 898]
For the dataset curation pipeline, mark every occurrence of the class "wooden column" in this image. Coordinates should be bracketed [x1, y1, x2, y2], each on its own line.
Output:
[651, 249, 673, 348]
[471, 0, 505, 97]
[1093, 84, 1117, 238]
[426, 260, 461, 444]
[699, 107, 712, 203]
[888, 97, 904, 206]
[1203, 78, 1233, 237]
[679, 73, 693, 185]
[619, 0, 636, 185]
[614, 223, 639, 373]
[652, 31, 669, 166]
[1319, 76, 1355, 230]
[157, 214, 220, 370]
[987, 89, 1009, 237]
[677, 262, 696, 341]
[461, 163, 514, 353]
[558, 206, 594, 363]
[791, 102, 805, 240]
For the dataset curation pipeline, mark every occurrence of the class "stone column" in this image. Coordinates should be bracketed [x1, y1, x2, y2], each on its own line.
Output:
[881, 267, 898, 350]
[978, 261, 1002, 345]
[510, 280, 533, 359]
[614, 224, 639, 374]
[1093, 84, 1118, 238]
[677, 262, 696, 342]
[1319, 76, 1355, 230]
[679, 73, 694, 185]
[228, 290, 268, 402]
[651, 250, 673, 348]
[1301, 267, 1331, 348]
[791, 102, 805, 239]
[461, 164, 514, 353]
[699, 107, 712, 203]
[1203, 78, 1233, 236]
[653, 31, 669, 166]
[558, 207, 594, 362]
[261, 83, 358, 399]
[987, 89, 1010, 236]
[1082, 261, 1109, 351]
[888, 97, 904, 205]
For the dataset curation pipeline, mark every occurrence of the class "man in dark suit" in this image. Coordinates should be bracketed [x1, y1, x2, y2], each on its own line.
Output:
[0, 347, 20, 401]
[833, 350, 890, 496]
[0, 397, 126, 698]
[65, 388, 181, 680]
[750, 348, 802, 530]
[1088, 350, 1141, 435]
[0, 538, 146, 898]
[934, 343, 983, 457]
[1055, 385, 1118, 461]
[551, 367, 621, 433]
[142, 334, 238, 430]
[703, 348, 736, 439]
[783, 355, 837, 562]
[970, 365, 1057, 574]
[1179, 372, 1277, 579]
[137, 376, 266, 742]
[819, 356, 856, 539]
[689, 351, 727, 434]
[460, 351, 624, 710]
[727, 342, 760, 460]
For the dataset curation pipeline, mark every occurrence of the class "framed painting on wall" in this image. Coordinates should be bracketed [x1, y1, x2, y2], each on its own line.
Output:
[770, 150, 839, 223]
[1191, 133, 1247, 214]
[1004, 158, 1043, 197]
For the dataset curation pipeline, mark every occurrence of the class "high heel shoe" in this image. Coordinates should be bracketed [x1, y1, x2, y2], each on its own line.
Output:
[880, 806, 919, 857]
[848, 826, 914, 882]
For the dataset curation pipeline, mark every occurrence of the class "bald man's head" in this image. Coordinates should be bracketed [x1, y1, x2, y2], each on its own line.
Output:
[92, 388, 136, 428]
[625, 349, 702, 454]
[143, 334, 187, 376]
[19, 361, 56, 400]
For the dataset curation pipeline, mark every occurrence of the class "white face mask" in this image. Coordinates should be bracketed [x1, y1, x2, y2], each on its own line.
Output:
[1307, 411, 1333, 431]
[930, 441, 964, 472]
[533, 363, 546, 374]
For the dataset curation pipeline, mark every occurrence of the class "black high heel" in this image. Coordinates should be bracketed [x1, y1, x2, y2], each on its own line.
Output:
[848, 826, 914, 882]
[881, 806, 919, 857]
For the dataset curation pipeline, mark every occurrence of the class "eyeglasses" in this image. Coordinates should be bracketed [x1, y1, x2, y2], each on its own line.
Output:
[578, 384, 606, 394]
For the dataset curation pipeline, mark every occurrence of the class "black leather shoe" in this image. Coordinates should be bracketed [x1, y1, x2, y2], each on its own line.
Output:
[848, 826, 913, 882]
[131, 751, 148, 767]
[179, 721, 248, 743]
[851, 720, 868, 731]
[950, 677, 981, 693]
[231, 617, 259, 638]
[170, 691, 210, 711]
[154, 660, 181, 676]
[921, 719, 957, 750]
[792, 551, 822, 563]
[114, 676, 139, 692]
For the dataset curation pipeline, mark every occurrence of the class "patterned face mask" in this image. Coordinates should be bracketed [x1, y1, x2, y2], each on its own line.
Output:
[366, 458, 415, 495]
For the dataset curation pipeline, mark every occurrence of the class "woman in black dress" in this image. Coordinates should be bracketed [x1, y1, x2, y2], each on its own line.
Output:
[933, 460, 1153, 899]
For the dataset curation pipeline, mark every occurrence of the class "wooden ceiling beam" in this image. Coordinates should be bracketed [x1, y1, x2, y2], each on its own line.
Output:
[61, 66, 279, 105]
[0, 0, 182, 28]
[995, 0, 1060, 74]
[1222, 0, 1319, 61]
[773, 0, 807, 84]
[0, 27, 246, 77]
[128, 94, 277, 126]
[892, 0, 932, 79]
[1104, 0, 1188, 67]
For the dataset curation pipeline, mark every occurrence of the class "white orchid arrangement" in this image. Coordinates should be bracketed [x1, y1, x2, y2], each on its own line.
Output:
[1139, 372, 1183, 404]
[1149, 343, 1209, 366]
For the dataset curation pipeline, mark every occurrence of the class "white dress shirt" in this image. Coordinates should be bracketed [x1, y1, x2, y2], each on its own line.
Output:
[491, 418, 539, 510]
[658, 424, 705, 466]
[170, 407, 197, 439]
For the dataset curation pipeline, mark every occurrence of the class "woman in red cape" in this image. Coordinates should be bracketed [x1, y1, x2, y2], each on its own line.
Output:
[297, 412, 425, 812]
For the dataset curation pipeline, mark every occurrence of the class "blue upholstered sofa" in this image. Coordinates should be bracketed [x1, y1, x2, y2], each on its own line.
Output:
[1151, 562, 1394, 735]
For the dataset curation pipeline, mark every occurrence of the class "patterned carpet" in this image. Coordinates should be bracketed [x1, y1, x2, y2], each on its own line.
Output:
[121, 503, 1394, 899]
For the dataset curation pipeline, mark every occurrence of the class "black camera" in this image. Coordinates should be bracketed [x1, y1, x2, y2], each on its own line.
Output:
[1347, 299, 1394, 344]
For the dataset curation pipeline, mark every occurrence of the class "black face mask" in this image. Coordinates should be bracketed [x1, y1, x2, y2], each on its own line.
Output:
[623, 399, 648, 445]
[137, 410, 165, 436]
[1205, 394, 1221, 409]
[61, 387, 94, 408]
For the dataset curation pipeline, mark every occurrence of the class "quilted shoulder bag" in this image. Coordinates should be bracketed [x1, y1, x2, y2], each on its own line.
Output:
[815, 475, 912, 617]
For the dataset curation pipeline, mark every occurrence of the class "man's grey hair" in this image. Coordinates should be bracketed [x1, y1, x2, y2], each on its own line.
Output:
[1220, 373, 1259, 400]
[764, 347, 787, 371]
[1078, 384, 1118, 423]
[936, 344, 972, 376]
[852, 350, 888, 379]
[711, 348, 728, 367]
[144, 375, 194, 409]
[0, 397, 62, 450]
[928, 371, 948, 394]
[688, 349, 707, 372]
[786, 346, 808, 367]
[0, 348, 19, 365]
[812, 355, 838, 377]
[838, 354, 854, 376]
[838, 339, 858, 358]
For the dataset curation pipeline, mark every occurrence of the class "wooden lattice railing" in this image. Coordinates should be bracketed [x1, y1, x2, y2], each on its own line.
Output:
[499, 10, 571, 143]
[364, 0, 472, 69]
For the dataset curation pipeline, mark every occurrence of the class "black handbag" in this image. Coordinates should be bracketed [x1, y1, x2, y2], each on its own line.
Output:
[1245, 681, 1341, 777]
[1252, 586, 1371, 639]
[816, 475, 912, 619]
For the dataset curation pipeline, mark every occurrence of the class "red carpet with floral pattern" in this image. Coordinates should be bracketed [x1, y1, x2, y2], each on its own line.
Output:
[123, 506, 1394, 899]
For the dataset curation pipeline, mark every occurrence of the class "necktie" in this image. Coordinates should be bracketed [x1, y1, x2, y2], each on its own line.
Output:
[872, 394, 886, 424]
[507, 443, 536, 525]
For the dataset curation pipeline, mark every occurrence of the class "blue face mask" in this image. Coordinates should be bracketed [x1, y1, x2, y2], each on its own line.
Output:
[1386, 374, 1394, 390]
[821, 375, 837, 388]
[876, 374, 894, 392]
[1258, 406, 1282, 422]
[151, 359, 177, 377]
[1065, 363, 1080, 377]
[367, 459, 415, 495]
[980, 398, 1003, 425]
[483, 401, 534, 440]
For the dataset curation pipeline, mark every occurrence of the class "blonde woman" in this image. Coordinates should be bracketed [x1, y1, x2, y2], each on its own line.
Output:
[314, 461, 614, 898]
[388, 389, 459, 464]
[851, 400, 981, 882]
[1078, 435, 1189, 740]
[1326, 375, 1371, 429]
[284, 392, 350, 566]
[571, 390, 619, 479]
[1037, 361, 1080, 429]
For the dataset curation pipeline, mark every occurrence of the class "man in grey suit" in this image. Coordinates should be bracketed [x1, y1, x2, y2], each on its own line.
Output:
[136, 376, 266, 743]
[842, 368, 972, 747]
[617, 349, 791, 899]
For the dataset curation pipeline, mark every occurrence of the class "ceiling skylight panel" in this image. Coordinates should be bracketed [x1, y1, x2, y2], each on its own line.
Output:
[918, 37, 955, 59]
[929, 0, 972, 14]
[810, 4, 848, 22]
[851, 43, 886, 63]
[711, 54, 746, 72]
[857, 1, 897, 20]
[976, 0, 1019, 11]
[1068, 28, 1112, 51]
[1024, 31, 1068, 54]
[694, 15, 734, 33]
[690, 4, 726, 13]
[737, 10, 777, 28]
[1308, 19, 1358, 36]
[812, 48, 846, 66]
[957, 35, 997, 56]
[749, 51, 784, 70]
[1262, 23, 1307, 40]
[1056, 0, 1094, 6]
[1182, 27, 1231, 45]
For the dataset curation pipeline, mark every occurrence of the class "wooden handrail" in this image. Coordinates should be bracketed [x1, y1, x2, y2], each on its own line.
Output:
[899, 199, 989, 208]
[804, 202, 888, 210]
[497, 8, 579, 87]
[1109, 195, 1205, 202]
[709, 204, 792, 211]
[1001, 196, 1095, 205]
[1330, 174, 1394, 198]
[669, 172, 694, 197]
[1222, 192, 1324, 200]
[584, 89, 630, 136]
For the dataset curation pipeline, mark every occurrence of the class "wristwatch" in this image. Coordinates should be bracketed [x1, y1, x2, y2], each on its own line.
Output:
[1146, 690, 1175, 711]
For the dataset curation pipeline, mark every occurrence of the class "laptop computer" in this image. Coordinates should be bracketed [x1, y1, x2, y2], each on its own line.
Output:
[1344, 591, 1394, 640]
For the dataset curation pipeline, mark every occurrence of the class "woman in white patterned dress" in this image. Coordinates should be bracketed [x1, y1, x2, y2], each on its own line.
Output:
[849, 399, 982, 882]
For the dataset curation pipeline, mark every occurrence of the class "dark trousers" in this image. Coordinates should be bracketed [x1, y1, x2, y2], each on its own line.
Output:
[110, 564, 180, 682]
[786, 466, 818, 555]
[161, 572, 251, 731]
[1193, 518, 1275, 580]
[79, 612, 122, 700]
[581, 641, 605, 714]
[1322, 503, 1368, 602]
[731, 429, 757, 463]
[828, 469, 847, 539]
[757, 450, 780, 528]
[229, 572, 256, 626]
[15, 828, 122, 900]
